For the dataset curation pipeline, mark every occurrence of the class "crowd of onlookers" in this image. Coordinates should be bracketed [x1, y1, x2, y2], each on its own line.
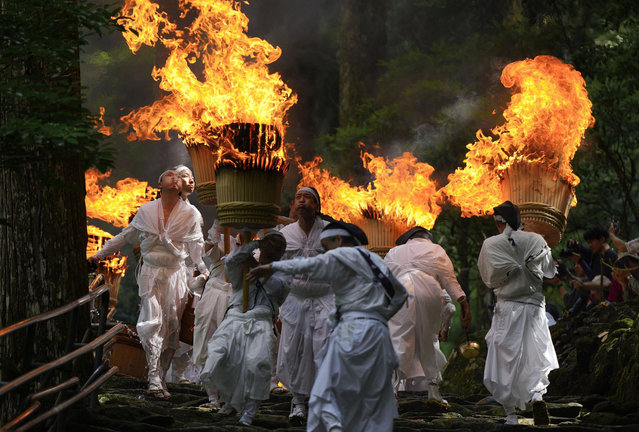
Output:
[546, 223, 639, 320]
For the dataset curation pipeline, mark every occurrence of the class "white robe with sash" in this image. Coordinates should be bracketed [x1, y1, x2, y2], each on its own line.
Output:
[272, 246, 408, 432]
[384, 238, 463, 389]
[200, 242, 288, 412]
[478, 227, 558, 410]
[96, 198, 206, 382]
[277, 217, 333, 397]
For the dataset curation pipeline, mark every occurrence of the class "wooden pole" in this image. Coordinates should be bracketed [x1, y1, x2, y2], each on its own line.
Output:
[241, 231, 252, 312]
[223, 227, 231, 255]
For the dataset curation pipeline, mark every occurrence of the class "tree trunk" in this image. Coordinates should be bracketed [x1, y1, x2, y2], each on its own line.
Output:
[0, 0, 90, 423]
[338, 0, 387, 126]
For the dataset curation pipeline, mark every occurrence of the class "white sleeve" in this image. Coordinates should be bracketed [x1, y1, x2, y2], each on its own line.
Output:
[434, 251, 466, 302]
[187, 237, 208, 274]
[627, 237, 639, 254]
[272, 252, 346, 284]
[95, 225, 138, 259]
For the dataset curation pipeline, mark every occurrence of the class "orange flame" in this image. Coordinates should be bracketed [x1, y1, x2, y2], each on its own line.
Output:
[86, 224, 128, 273]
[85, 168, 158, 228]
[94, 106, 114, 136]
[117, 0, 297, 148]
[298, 150, 441, 229]
[442, 55, 594, 216]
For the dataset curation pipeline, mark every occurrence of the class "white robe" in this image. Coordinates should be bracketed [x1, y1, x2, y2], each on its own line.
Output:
[478, 227, 559, 410]
[96, 198, 206, 382]
[200, 242, 288, 412]
[192, 259, 231, 366]
[277, 217, 333, 397]
[272, 246, 408, 432]
[387, 270, 447, 389]
[385, 239, 462, 390]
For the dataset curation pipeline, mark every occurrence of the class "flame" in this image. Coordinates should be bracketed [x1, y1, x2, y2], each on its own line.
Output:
[442, 55, 594, 216]
[298, 150, 442, 230]
[297, 156, 369, 223]
[94, 106, 114, 136]
[86, 224, 128, 273]
[85, 168, 158, 227]
[117, 0, 297, 153]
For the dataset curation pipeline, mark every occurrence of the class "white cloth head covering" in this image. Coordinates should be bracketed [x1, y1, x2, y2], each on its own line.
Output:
[319, 228, 362, 245]
[297, 186, 321, 212]
[158, 169, 177, 185]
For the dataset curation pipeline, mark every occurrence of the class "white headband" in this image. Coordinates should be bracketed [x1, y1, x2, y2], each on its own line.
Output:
[297, 187, 320, 207]
[174, 165, 192, 175]
[158, 170, 176, 184]
[320, 228, 361, 245]
[494, 214, 507, 224]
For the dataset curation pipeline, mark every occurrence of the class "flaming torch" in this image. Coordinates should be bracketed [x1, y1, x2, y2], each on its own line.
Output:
[117, 0, 297, 310]
[85, 168, 158, 308]
[442, 55, 594, 246]
[299, 150, 442, 256]
[117, 0, 297, 210]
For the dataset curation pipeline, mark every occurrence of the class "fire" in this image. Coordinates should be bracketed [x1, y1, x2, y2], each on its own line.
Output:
[86, 224, 127, 273]
[297, 156, 369, 223]
[95, 106, 114, 136]
[85, 168, 158, 228]
[442, 55, 594, 216]
[298, 150, 442, 230]
[117, 0, 297, 165]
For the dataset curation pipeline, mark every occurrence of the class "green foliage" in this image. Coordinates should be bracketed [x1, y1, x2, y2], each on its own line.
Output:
[569, 16, 639, 237]
[0, 0, 123, 172]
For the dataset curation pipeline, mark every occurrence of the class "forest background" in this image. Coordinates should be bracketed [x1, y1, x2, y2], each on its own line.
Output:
[3, 0, 639, 360]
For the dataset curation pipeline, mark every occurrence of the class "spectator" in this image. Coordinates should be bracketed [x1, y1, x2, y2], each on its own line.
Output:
[615, 253, 639, 300]
[567, 225, 617, 280]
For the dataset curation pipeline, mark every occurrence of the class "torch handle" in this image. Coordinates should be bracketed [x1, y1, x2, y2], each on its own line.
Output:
[241, 231, 252, 312]
[223, 227, 231, 255]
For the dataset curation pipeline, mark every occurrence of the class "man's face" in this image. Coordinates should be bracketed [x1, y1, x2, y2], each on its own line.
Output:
[159, 170, 182, 193]
[178, 170, 195, 194]
[258, 235, 286, 264]
[295, 190, 318, 218]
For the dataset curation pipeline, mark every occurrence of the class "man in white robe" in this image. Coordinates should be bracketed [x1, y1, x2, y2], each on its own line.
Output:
[200, 232, 288, 426]
[89, 169, 208, 399]
[277, 186, 333, 423]
[248, 221, 408, 432]
[477, 201, 558, 425]
[385, 226, 472, 400]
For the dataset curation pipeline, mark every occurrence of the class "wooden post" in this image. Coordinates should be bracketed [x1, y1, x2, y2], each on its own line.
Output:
[241, 231, 252, 312]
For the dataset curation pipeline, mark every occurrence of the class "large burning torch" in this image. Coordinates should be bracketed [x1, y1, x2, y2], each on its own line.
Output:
[116, 0, 297, 310]
[443, 55, 594, 246]
[298, 149, 442, 256]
